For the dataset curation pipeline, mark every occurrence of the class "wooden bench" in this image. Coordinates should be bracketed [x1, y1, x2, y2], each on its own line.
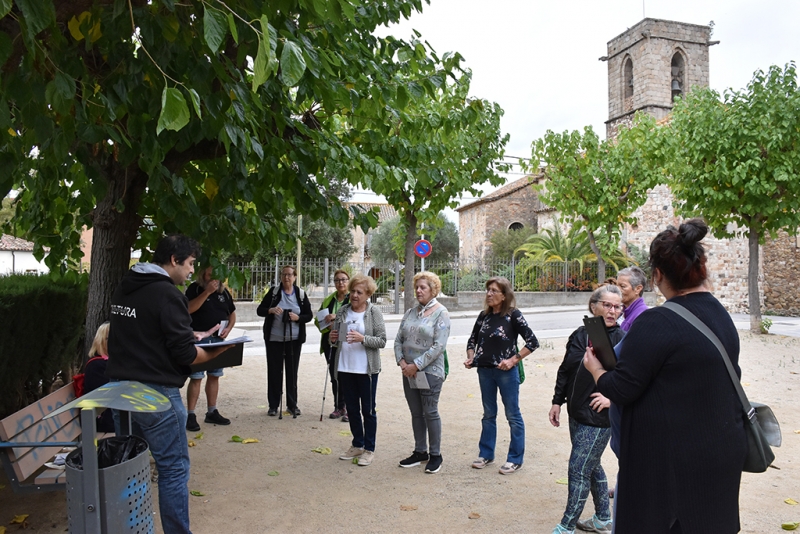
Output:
[0, 383, 84, 492]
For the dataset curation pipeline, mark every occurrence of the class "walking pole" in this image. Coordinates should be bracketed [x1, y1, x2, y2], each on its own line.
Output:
[319, 362, 329, 421]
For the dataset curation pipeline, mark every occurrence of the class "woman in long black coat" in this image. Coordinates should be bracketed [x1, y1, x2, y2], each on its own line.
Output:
[584, 219, 747, 534]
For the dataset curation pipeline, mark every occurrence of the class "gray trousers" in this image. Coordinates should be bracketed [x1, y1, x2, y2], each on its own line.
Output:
[402, 372, 444, 456]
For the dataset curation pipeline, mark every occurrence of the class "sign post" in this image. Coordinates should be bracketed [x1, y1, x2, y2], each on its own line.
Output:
[414, 239, 432, 271]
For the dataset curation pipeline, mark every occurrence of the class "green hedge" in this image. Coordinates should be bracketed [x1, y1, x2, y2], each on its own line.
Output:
[0, 273, 88, 418]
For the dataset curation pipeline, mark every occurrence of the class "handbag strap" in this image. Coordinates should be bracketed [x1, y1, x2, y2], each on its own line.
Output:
[661, 301, 757, 423]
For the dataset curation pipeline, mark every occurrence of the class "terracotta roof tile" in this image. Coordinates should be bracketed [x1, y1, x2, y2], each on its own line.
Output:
[0, 234, 36, 252]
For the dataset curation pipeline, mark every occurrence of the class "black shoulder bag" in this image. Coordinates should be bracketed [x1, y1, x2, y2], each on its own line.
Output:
[662, 301, 780, 473]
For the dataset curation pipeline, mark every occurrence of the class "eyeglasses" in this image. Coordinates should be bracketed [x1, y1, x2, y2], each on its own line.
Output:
[334, 278, 349, 283]
[486, 288, 502, 295]
[281, 272, 295, 277]
[598, 301, 623, 312]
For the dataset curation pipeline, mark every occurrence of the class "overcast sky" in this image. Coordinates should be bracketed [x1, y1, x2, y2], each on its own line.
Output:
[354, 0, 800, 216]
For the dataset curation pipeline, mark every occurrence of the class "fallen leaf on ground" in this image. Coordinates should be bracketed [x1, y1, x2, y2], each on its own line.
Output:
[338, 430, 352, 436]
[786, 498, 799, 505]
[257, 405, 267, 408]
[267, 471, 279, 476]
[468, 512, 481, 519]
[311, 447, 332, 455]
[190, 490, 205, 497]
[400, 505, 418, 511]
[352, 458, 358, 465]
[283, 411, 292, 416]
[467, 394, 475, 398]
[782, 522, 799, 531]
[188, 440, 196, 447]
[0, 525, 6, 534]
[229, 435, 243, 442]
[536, 364, 544, 368]
[556, 478, 568, 485]
[794, 430, 800, 434]
[743, 382, 750, 386]
[194, 432, 204, 440]
[10, 515, 29, 524]
[242, 438, 259, 444]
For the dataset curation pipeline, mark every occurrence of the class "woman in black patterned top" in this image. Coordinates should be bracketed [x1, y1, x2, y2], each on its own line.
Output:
[464, 277, 539, 475]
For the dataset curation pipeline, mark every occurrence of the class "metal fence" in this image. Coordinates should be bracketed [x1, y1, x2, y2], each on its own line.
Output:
[225, 256, 615, 312]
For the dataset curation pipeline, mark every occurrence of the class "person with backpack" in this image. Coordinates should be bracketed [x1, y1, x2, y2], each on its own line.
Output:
[257, 265, 313, 417]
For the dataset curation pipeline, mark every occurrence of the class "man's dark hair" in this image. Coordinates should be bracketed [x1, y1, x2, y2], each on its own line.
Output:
[152, 235, 201, 266]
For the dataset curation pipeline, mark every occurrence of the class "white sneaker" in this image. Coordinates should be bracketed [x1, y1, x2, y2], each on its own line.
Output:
[339, 446, 364, 460]
[576, 515, 612, 534]
[498, 461, 522, 475]
[357, 450, 375, 466]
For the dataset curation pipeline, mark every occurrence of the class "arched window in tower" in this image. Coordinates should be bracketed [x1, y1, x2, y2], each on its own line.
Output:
[671, 52, 685, 101]
[623, 57, 634, 112]
[509, 222, 524, 231]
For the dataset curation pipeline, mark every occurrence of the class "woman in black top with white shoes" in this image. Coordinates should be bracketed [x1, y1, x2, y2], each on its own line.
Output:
[464, 276, 539, 475]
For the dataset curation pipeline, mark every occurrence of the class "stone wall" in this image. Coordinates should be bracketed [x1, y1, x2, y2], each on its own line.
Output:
[624, 184, 759, 313]
[763, 231, 800, 315]
[458, 183, 540, 259]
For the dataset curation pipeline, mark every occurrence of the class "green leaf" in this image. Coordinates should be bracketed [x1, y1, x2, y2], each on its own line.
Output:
[188, 88, 201, 119]
[203, 5, 227, 54]
[252, 35, 270, 91]
[0, 0, 11, 18]
[230, 435, 243, 442]
[156, 87, 190, 135]
[280, 40, 306, 87]
[189, 490, 205, 497]
[227, 13, 238, 44]
[16, 0, 55, 38]
[267, 470, 279, 476]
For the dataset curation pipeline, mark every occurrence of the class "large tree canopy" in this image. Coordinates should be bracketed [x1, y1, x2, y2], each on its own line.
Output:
[528, 113, 662, 282]
[329, 68, 508, 310]
[0, 0, 463, 351]
[665, 63, 800, 332]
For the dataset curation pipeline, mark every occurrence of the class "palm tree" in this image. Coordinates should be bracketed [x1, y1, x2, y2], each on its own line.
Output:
[515, 218, 635, 277]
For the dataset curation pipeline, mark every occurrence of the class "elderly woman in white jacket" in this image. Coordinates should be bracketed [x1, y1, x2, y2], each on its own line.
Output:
[330, 274, 386, 467]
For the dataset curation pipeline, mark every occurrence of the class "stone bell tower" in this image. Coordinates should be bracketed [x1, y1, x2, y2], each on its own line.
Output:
[602, 18, 716, 138]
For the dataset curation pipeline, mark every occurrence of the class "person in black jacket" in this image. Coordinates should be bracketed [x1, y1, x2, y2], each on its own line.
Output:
[257, 265, 313, 417]
[549, 284, 624, 534]
[107, 234, 229, 534]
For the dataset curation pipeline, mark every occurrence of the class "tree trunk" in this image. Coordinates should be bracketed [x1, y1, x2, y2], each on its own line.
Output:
[747, 226, 763, 334]
[586, 230, 606, 283]
[83, 164, 147, 358]
[403, 210, 418, 313]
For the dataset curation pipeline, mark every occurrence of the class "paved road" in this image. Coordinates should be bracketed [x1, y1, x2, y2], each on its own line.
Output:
[235, 306, 800, 358]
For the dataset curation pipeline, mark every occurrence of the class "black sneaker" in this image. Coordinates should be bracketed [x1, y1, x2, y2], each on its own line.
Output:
[425, 454, 443, 474]
[399, 450, 429, 468]
[186, 413, 200, 432]
[289, 407, 301, 417]
[268, 408, 278, 416]
[204, 409, 231, 425]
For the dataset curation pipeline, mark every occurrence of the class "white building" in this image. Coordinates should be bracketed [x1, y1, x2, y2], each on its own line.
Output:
[0, 235, 49, 275]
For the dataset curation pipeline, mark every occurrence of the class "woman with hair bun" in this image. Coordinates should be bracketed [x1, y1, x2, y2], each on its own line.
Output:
[584, 219, 747, 534]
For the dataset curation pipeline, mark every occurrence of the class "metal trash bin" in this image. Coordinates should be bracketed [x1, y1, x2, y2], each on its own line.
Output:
[65, 435, 155, 534]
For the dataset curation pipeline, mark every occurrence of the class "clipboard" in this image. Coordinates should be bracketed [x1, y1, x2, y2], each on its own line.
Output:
[582, 316, 617, 370]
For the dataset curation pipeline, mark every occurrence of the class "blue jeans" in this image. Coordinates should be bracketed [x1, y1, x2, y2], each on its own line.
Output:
[559, 418, 612, 530]
[114, 384, 192, 534]
[339, 372, 378, 452]
[477, 367, 525, 464]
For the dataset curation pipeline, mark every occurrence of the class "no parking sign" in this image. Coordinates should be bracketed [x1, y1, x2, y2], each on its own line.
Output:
[414, 239, 432, 258]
